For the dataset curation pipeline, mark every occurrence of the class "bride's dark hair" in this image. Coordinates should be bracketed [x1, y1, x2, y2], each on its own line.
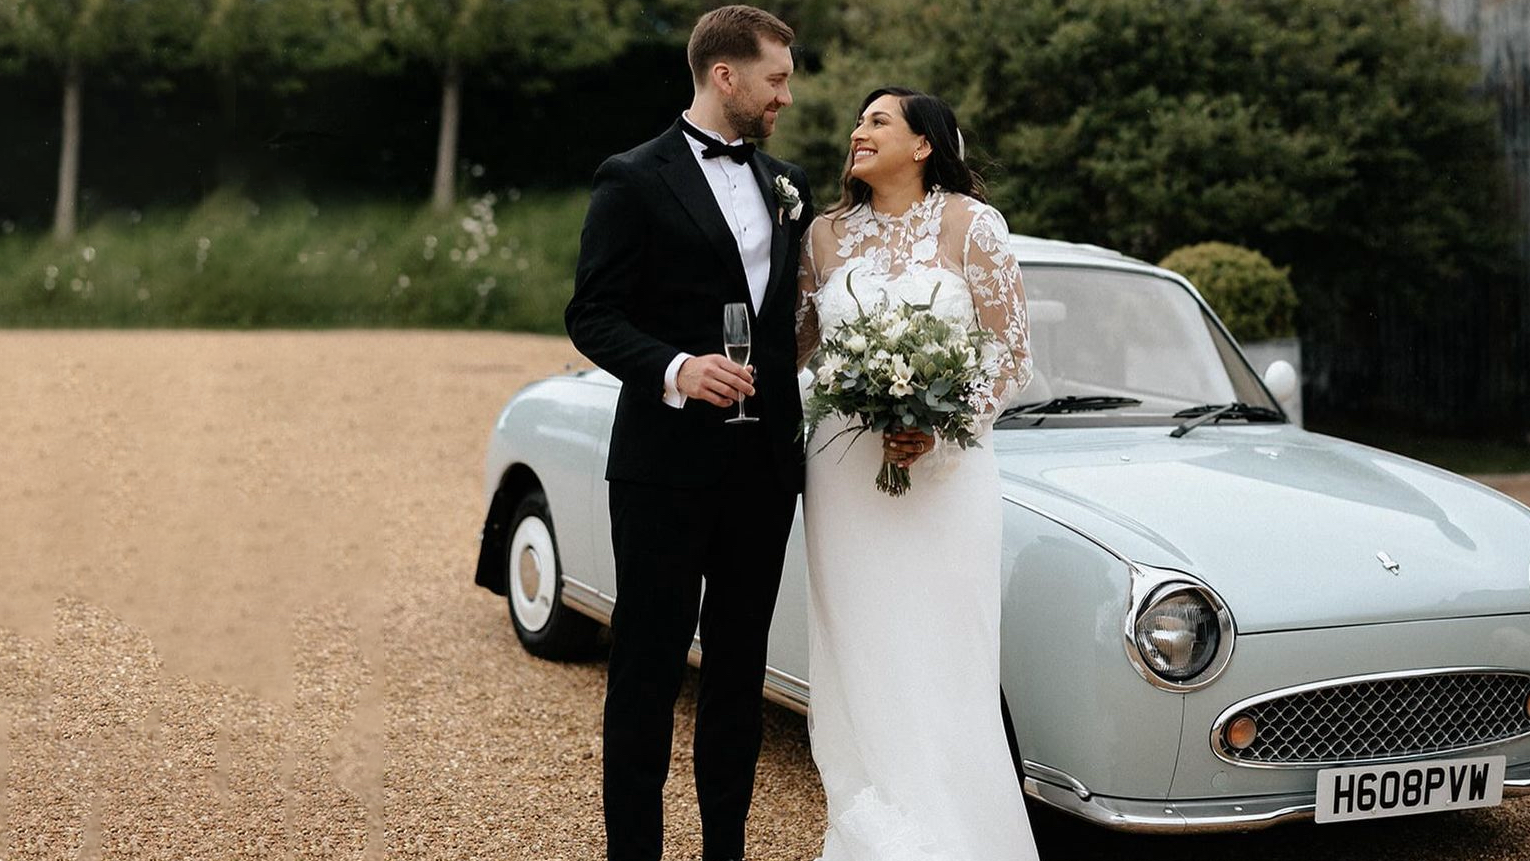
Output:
[825, 86, 986, 218]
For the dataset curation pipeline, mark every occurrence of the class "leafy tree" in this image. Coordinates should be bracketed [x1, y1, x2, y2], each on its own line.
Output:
[181, 0, 382, 185]
[372, 0, 625, 212]
[0, 0, 182, 241]
[777, 0, 1519, 426]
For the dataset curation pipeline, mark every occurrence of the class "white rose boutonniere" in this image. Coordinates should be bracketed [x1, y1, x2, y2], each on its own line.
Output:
[773, 175, 803, 225]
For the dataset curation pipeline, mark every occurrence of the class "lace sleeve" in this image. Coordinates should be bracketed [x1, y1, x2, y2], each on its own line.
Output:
[962, 204, 1032, 415]
[795, 219, 823, 371]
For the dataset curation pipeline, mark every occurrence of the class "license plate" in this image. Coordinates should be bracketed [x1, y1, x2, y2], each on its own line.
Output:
[1315, 755, 1505, 823]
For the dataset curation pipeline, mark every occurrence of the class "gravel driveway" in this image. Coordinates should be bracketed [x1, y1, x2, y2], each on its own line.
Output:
[2, 331, 1527, 860]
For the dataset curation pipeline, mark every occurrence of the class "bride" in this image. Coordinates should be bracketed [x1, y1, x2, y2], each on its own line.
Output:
[795, 87, 1041, 860]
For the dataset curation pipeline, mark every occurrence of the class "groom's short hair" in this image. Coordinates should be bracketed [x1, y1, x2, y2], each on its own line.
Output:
[687, 5, 794, 84]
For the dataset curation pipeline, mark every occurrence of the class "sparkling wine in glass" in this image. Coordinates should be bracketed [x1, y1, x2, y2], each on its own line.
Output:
[723, 302, 759, 424]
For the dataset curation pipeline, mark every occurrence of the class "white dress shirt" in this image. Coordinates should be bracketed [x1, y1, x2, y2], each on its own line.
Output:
[662, 111, 775, 408]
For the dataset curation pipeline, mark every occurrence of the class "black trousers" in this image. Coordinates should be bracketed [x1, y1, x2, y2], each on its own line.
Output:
[602, 462, 797, 861]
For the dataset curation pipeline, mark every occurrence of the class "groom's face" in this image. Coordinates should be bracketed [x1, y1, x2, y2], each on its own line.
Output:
[722, 38, 794, 139]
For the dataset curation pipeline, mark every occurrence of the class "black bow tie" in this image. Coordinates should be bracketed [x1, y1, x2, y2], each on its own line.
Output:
[681, 120, 755, 164]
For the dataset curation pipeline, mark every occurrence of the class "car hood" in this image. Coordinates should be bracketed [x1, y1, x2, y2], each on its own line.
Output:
[995, 424, 1530, 633]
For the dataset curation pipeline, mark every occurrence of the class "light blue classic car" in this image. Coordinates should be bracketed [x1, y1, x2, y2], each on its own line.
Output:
[474, 235, 1530, 832]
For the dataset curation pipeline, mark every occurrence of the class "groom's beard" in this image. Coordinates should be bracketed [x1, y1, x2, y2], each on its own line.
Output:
[724, 100, 773, 140]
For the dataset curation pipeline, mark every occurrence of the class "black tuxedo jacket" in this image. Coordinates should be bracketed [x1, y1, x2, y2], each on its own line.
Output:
[565, 121, 813, 492]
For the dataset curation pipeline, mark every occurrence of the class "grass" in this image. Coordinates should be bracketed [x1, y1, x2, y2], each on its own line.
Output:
[0, 188, 589, 333]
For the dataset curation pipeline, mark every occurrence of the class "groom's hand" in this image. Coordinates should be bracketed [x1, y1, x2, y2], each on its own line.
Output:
[677, 355, 755, 408]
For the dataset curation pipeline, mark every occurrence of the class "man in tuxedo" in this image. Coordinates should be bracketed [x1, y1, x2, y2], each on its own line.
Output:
[563, 6, 813, 861]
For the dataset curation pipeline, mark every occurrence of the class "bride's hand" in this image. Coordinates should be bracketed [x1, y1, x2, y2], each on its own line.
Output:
[883, 429, 935, 467]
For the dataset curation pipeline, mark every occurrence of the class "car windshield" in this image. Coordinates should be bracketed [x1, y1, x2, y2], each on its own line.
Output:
[1008, 264, 1279, 424]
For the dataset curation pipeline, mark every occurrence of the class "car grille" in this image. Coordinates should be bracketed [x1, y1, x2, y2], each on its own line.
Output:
[1220, 670, 1530, 766]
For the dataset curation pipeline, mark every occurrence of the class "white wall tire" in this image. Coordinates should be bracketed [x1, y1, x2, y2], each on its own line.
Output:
[505, 489, 601, 660]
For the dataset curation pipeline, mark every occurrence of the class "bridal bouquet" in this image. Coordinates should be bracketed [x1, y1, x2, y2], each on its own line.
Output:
[803, 274, 1000, 497]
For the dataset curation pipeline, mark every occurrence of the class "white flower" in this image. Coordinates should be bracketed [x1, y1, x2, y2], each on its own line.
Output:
[979, 340, 1004, 373]
[884, 318, 910, 340]
[82, 246, 96, 262]
[890, 355, 914, 380]
[845, 333, 868, 353]
[889, 378, 914, 397]
[773, 175, 803, 220]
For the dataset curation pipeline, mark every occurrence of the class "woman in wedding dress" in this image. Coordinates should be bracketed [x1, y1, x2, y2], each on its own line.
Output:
[795, 87, 1041, 861]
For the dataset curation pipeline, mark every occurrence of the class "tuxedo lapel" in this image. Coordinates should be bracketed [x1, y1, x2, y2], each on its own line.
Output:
[749, 154, 791, 314]
[656, 124, 750, 297]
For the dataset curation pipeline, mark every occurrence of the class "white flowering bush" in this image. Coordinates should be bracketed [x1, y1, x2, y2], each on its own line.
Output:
[0, 189, 582, 331]
[803, 273, 1000, 496]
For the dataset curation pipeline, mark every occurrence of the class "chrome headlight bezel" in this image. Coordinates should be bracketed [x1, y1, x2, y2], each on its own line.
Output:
[1124, 565, 1236, 692]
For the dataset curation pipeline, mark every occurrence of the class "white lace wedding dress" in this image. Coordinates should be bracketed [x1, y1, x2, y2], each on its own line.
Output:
[795, 189, 1039, 861]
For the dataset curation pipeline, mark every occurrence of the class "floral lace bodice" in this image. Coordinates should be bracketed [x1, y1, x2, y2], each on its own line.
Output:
[796, 189, 1033, 416]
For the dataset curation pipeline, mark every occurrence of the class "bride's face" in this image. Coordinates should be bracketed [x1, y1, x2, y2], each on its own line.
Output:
[848, 94, 929, 187]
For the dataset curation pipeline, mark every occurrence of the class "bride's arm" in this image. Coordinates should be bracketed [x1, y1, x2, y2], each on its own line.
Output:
[795, 222, 822, 371]
[962, 205, 1033, 416]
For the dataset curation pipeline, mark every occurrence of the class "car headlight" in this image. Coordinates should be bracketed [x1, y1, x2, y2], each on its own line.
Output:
[1134, 585, 1221, 682]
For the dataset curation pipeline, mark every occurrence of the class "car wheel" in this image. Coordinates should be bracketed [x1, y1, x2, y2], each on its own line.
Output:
[506, 489, 600, 660]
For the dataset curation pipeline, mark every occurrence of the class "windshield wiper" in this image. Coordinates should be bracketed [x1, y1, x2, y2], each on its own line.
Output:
[1170, 402, 1283, 437]
[1001, 395, 1143, 418]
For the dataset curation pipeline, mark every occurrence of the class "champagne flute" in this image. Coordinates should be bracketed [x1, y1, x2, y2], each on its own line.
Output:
[723, 302, 759, 424]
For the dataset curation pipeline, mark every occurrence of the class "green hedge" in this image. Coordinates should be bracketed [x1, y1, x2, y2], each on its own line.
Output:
[1159, 242, 1297, 343]
[0, 189, 588, 332]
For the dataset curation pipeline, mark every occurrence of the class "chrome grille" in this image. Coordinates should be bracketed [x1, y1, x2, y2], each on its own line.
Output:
[1221, 670, 1530, 766]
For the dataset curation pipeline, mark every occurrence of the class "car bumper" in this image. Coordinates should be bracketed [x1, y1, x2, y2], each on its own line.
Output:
[1024, 761, 1530, 833]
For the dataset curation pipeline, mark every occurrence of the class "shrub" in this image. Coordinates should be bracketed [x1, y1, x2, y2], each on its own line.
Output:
[0, 189, 588, 333]
[1159, 242, 1297, 342]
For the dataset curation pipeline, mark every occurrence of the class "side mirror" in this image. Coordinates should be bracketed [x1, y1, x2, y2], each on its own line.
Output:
[1263, 360, 1299, 408]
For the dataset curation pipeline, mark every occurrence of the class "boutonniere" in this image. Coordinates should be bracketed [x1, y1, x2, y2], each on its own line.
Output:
[773, 175, 803, 225]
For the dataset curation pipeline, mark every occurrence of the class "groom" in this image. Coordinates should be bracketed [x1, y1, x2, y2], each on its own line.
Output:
[563, 6, 813, 861]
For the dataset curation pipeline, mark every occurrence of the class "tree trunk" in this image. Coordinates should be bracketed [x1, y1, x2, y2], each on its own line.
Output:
[216, 63, 246, 188]
[54, 59, 82, 243]
[431, 59, 462, 214]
